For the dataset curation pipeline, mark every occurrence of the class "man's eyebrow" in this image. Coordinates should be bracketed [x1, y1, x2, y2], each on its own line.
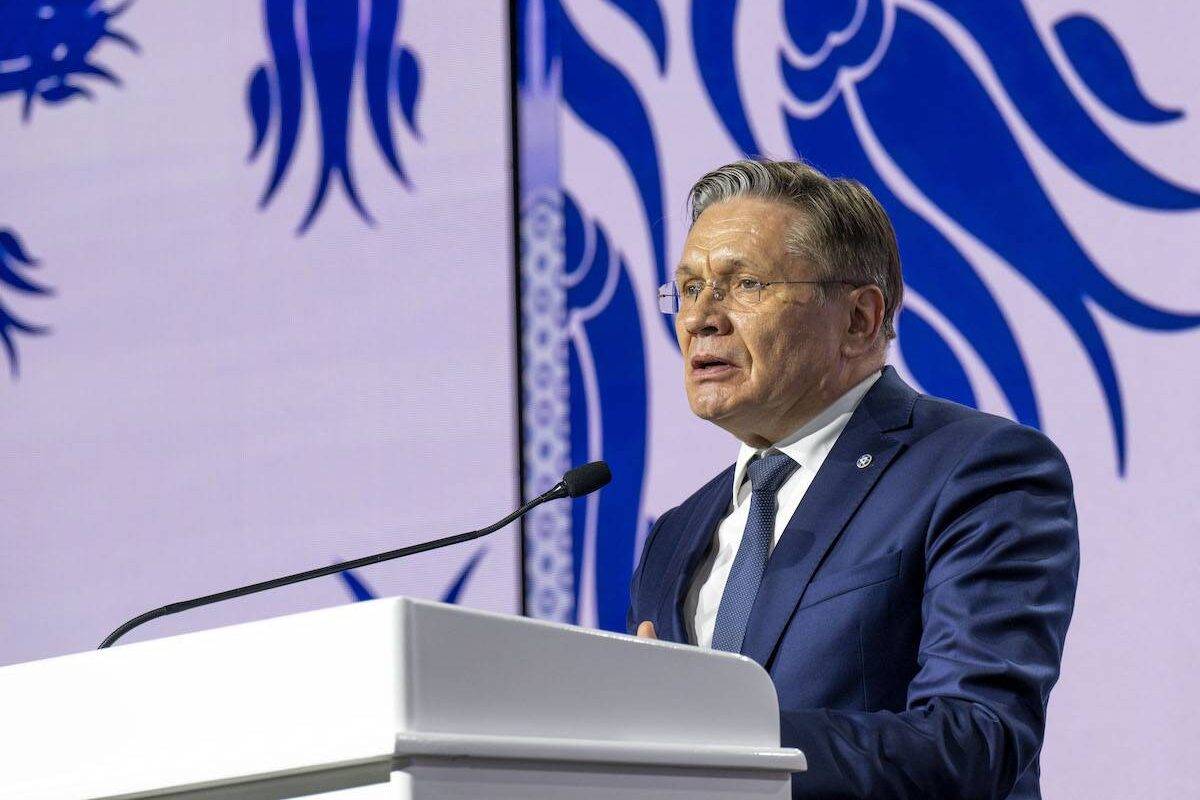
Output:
[674, 257, 761, 276]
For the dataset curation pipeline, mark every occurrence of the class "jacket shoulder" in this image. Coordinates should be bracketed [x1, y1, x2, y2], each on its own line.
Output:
[906, 393, 1071, 478]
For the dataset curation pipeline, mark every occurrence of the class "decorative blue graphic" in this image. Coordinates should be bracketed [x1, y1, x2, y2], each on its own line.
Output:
[518, 0, 654, 628]
[0, 0, 139, 120]
[553, 1, 657, 628]
[562, 191, 649, 631]
[247, 0, 423, 233]
[1, 1, 137, 377]
[337, 546, 486, 604]
[554, 0, 672, 340]
[522, 0, 1200, 633]
[0, 229, 50, 376]
[606, 0, 669, 74]
[692, 0, 1200, 472]
[1054, 14, 1182, 125]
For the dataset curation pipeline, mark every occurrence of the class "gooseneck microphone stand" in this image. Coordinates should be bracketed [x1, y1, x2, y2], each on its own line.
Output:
[98, 461, 612, 649]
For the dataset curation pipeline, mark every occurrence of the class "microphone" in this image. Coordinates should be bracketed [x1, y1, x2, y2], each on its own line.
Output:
[98, 461, 612, 649]
[560, 460, 612, 499]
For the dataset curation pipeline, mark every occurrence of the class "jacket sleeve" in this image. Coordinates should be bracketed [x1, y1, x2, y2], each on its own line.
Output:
[626, 507, 676, 635]
[784, 424, 1079, 799]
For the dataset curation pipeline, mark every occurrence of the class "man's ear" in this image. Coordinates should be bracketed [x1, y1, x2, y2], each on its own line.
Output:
[842, 284, 886, 358]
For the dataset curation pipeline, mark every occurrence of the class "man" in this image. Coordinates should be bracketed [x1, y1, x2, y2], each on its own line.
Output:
[628, 159, 1078, 799]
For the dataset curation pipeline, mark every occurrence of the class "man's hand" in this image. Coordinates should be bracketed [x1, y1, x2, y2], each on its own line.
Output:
[637, 620, 657, 639]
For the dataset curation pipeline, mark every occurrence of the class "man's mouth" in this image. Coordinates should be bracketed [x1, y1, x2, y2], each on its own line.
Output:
[690, 355, 738, 379]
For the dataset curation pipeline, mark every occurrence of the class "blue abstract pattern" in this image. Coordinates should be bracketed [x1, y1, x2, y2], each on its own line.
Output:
[519, 0, 654, 629]
[693, 0, 1200, 473]
[606, 0, 669, 74]
[0, 229, 50, 376]
[0, 0, 138, 120]
[247, 0, 423, 233]
[556, 2, 656, 628]
[1054, 14, 1182, 125]
[555, 0, 672, 341]
[521, 0, 1198, 635]
[897, 307, 975, 410]
[337, 546, 487, 605]
[562, 191, 649, 630]
[1, 1, 138, 378]
[519, 189, 576, 620]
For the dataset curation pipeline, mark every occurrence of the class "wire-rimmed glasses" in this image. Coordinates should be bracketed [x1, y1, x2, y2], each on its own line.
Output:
[657, 277, 861, 314]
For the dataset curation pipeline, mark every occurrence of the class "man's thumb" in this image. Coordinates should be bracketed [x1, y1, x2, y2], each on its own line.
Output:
[637, 620, 657, 639]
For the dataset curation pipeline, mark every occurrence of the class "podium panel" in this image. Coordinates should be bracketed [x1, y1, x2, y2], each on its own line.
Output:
[0, 598, 805, 799]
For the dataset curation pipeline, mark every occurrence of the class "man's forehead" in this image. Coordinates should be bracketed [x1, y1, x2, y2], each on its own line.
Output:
[679, 204, 797, 270]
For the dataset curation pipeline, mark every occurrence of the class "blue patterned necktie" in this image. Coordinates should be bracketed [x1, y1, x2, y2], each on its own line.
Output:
[710, 451, 800, 653]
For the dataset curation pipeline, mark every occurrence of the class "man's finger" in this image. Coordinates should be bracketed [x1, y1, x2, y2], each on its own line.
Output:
[637, 620, 657, 639]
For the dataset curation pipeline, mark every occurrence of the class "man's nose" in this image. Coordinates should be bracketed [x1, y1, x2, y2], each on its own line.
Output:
[679, 287, 732, 337]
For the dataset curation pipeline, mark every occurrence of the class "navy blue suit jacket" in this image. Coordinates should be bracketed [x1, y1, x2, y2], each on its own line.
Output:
[628, 367, 1078, 799]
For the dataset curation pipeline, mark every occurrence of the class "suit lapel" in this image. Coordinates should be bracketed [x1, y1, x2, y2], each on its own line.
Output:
[655, 467, 734, 644]
[739, 367, 916, 667]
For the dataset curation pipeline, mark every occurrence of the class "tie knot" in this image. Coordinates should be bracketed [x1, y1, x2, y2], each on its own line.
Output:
[746, 451, 798, 496]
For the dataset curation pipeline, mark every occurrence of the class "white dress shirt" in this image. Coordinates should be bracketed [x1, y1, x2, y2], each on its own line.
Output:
[684, 370, 882, 648]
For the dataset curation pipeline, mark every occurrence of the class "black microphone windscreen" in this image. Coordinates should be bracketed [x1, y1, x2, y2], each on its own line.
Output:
[562, 461, 612, 498]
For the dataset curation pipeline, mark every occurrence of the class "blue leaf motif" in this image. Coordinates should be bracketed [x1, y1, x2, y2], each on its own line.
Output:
[897, 308, 976, 409]
[247, 66, 272, 159]
[248, 0, 420, 231]
[1054, 14, 1182, 125]
[39, 84, 92, 104]
[0, 0, 139, 120]
[693, 0, 761, 155]
[606, 0, 668, 74]
[335, 547, 487, 605]
[0, 228, 50, 378]
[365, 0, 409, 182]
[339, 567, 377, 602]
[780, 0, 885, 107]
[300, 0, 373, 233]
[258, 0, 304, 207]
[924, 0, 1200, 209]
[557, 0, 669, 341]
[0, 253, 49, 295]
[441, 548, 486, 605]
[0, 307, 46, 378]
[397, 45, 423, 138]
[0, 230, 39, 270]
[563, 193, 649, 631]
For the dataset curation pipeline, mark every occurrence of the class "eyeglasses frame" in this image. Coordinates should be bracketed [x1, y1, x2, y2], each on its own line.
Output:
[656, 277, 865, 315]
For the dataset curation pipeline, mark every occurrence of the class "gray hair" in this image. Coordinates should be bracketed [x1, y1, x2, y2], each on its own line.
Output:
[686, 159, 903, 340]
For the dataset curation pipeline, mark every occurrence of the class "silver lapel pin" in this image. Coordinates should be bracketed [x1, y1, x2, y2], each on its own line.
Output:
[856, 454, 873, 469]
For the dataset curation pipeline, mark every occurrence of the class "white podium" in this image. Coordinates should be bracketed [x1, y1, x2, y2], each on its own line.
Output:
[0, 598, 805, 799]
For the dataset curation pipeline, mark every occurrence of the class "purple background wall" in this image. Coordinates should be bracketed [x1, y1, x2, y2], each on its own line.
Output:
[1, 1, 519, 664]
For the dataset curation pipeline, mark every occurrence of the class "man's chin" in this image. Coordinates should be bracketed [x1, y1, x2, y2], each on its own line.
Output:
[686, 393, 741, 425]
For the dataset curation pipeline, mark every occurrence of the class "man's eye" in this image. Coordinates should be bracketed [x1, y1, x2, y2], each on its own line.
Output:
[682, 281, 705, 296]
[737, 278, 763, 291]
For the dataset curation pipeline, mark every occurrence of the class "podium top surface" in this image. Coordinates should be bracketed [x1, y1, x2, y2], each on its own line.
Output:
[0, 598, 801, 799]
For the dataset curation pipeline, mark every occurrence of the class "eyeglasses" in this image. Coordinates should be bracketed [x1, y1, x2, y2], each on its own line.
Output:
[657, 277, 861, 315]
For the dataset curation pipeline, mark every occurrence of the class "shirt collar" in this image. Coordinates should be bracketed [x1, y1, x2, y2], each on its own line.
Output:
[730, 369, 883, 506]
